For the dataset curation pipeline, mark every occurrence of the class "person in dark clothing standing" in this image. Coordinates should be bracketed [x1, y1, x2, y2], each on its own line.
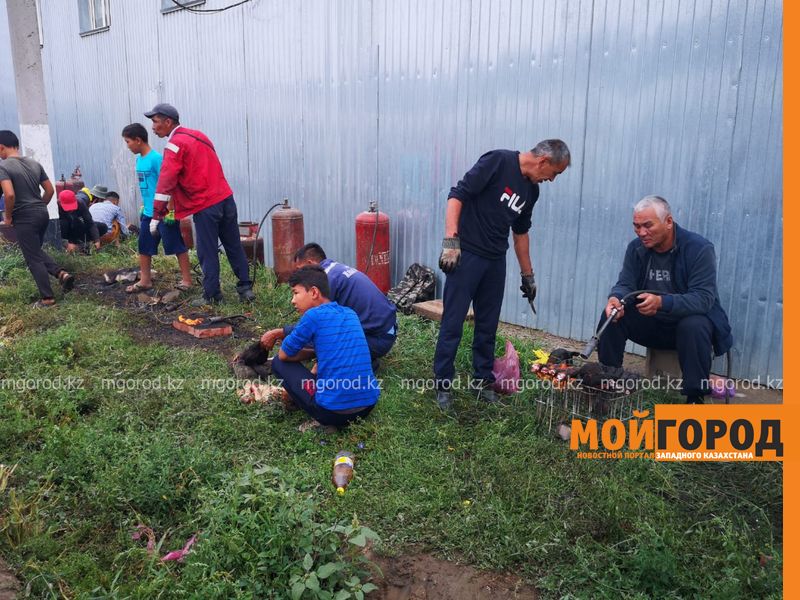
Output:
[0, 130, 74, 307]
[597, 195, 733, 404]
[434, 140, 571, 411]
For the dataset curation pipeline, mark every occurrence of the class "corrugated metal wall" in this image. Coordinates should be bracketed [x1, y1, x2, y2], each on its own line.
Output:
[0, 0, 19, 130]
[22, 0, 782, 382]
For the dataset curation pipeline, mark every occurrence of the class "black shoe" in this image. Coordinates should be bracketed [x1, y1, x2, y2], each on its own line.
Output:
[477, 387, 501, 403]
[686, 395, 705, 404]
[371, 358, 381, 373]
[470, 379, 500, 403]
[238, 288, 256, 303]
[436, 390, 454, 413]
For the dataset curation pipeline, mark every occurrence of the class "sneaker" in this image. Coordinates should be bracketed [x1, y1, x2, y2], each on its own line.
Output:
[189, 294, 223, 307]
[371, 357, 381, 373]
[436, 390, 454, 413]
[477, 387, 501, 403]
[31, 299, 56, 309]
[298, 419, 337, 434]
[470, 379, 500, 403]
[238, 288, 256, 303]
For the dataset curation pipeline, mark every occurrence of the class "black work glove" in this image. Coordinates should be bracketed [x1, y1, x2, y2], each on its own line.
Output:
[520, 272, 537, 303]
[438, 236, 461, 274]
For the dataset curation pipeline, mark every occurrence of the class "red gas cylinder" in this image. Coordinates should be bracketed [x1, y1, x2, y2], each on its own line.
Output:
[355, 202, 390, 293]
[55, 166, 84, 198]
[239, 221, 264, 264]
[271, 198, 304, 283]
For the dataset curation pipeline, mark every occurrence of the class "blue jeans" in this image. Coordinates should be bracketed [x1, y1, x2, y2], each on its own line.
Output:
[365, 322, 397, 359]
[192, 196, 252, 299]
[271, 356, 375, 428]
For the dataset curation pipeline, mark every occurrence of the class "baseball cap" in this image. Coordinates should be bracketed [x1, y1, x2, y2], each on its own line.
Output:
[58, 190, 78, 211]
[144, 103, 179, 121]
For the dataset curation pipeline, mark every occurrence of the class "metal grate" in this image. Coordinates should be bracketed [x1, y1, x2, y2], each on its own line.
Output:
[533, 384, 644, 433]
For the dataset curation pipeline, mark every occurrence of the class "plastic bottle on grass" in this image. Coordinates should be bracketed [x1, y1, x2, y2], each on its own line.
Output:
[332, 451, 355, 495]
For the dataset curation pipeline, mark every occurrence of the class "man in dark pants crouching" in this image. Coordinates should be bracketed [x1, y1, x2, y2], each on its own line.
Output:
[597, 195, 733, 404]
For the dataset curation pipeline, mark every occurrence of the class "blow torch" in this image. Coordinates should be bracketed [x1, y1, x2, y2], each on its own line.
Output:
[579, 290, 660, 359]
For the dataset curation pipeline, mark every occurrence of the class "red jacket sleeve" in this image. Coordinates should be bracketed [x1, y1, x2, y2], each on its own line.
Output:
[153, 140, 184, 219]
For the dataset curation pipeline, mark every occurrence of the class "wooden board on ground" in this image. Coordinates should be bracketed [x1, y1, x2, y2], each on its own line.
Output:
[412, 299, 473, 322]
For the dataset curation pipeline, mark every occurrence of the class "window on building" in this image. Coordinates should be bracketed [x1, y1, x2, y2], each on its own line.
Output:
[161, 0, 206, 13]
[78, 0, 110, 36]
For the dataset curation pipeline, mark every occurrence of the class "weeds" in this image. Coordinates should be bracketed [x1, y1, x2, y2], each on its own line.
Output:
[166, 466, 380, 599]
[0, 249, 783, 598]
[0, 246, 26, 283]
[0, 469, 54, 550]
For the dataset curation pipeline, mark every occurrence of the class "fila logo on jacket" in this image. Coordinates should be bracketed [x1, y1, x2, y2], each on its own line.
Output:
[500, 186, 526, 214]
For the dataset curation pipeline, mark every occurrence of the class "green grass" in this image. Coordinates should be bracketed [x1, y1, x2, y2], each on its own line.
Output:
[0, 241, 782, 598]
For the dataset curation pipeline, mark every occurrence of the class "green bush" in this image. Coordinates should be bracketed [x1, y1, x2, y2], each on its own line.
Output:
[0, 246, 27, 284]
[170, 465, 379, 599]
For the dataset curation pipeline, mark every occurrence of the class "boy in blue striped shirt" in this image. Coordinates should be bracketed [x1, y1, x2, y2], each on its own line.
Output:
[267, 265, 379, 429]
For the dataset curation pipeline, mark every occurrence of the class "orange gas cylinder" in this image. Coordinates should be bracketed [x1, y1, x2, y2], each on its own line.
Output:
[271, 198, 304, 283]
[55, 166, 84, 198]
[355, 202, 390, 293]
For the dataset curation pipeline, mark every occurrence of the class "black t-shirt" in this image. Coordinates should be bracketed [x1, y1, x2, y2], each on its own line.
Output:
[645, 249, 676, 294]
[449, 150, 538, 259]
[0, 156, 48, 216]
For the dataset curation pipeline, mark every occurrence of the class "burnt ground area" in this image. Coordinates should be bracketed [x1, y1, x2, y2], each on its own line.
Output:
[372, 553, 537, 600]
[73, 268, 261, 358]
[0, 556, 18, 600]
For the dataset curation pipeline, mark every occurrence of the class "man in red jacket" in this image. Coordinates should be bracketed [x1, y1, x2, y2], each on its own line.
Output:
[145, 103, 255, 305]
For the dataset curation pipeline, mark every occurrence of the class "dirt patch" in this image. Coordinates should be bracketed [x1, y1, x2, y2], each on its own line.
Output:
[372, 554, 536, 600]
[0, 556, 19, 600]
[73, 269, 261, 358]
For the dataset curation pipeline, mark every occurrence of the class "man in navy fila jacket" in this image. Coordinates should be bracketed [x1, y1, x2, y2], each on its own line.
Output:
[434, 140, 571, 411]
